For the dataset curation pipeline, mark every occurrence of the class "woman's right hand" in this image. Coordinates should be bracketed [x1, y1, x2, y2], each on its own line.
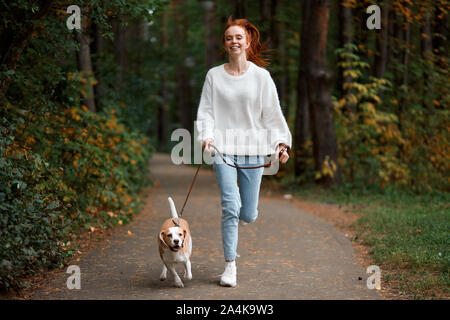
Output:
[202, 139, 214, 153]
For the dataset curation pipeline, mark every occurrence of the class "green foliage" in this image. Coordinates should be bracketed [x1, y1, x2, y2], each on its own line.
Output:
[334, 45, 407, 187]
[0, 101, 152, 290]
[0, 0, 163, 290]
[1, 0, 447, 295]
[333, 44, 449, 192]
[0, 115, 69, 289]
[392, 52, 450, 193]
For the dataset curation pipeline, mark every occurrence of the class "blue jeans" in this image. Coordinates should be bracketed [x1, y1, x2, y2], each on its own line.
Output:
[213, 154, 265, 261]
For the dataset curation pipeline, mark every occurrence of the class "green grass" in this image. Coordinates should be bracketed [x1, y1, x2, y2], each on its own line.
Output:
[281, 180, 450, 299]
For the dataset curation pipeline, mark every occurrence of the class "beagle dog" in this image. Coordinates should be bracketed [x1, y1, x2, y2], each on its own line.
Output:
[158, 197, 192, 288]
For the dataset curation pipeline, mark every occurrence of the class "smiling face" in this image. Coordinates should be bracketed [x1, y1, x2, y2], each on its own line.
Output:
[160, 226, 185, 251]
[224, 25, 250, 58]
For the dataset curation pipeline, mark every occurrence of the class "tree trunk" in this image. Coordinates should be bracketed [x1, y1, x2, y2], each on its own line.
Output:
[294, 0, 311, 178]
[113, 16, 127, 90]
[267, 0, 284, 118]
[158, 10, 169, 149]
[374, 2, 389, 79]
[337, 0, 353, 99]
[421, 6, 434, 115]
[278, 19, 288, 117]
[433, 4, 448, 61]
[173, 0, 193, 132]
[354, 2, 368, 63]
[392, 10, 404, 126]
[204, 0, 218, 69]
[305, 0, 341, 186]
[421, 9, 433, 56]
[268, 0, 279, 50]
[402, 8, 410, 90]
[91, 21, 104, 111]
[76, 7, 96, 112]
[233, 0, 247, 18]
[387, 7, 395, 74]
[432, 4, 448, 111]
[394, 6, 410, 130]
[259, 0, 271, 42]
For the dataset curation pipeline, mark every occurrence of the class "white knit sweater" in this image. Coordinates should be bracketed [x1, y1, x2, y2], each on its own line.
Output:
[195, 61, 292, 156]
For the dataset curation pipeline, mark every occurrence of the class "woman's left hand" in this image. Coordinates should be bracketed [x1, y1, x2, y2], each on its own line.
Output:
[276, 143, 290, 164]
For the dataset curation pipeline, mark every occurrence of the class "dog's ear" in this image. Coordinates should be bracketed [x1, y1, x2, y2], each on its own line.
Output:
[159, 231, 169, 248]
[182, 229, 187, 247]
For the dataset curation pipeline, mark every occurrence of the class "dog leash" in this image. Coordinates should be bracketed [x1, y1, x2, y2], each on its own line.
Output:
[173, 144, 289, 227]
[209, 144, 288, 169]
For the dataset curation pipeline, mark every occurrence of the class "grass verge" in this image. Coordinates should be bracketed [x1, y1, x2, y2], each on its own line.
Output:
[281, 181, 449, 300]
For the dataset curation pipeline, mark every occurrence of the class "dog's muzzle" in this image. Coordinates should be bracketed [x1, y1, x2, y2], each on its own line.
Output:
[170, 239, 184, 252]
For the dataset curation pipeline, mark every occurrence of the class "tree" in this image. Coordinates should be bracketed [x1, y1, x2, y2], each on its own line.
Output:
[337, 0, 353, 99]
[373, 1, 389, 80]
[173, 0, 193, 132]
[202, 0, 219, 69]
[304, 0, 341, 186]
[433, 2, 448, 60]
[158, 10, 169, 148]
[0, 0, 54, 107]
[76, 7, 96, 112]
[91, 21, 105, 111]
[233, 0, 247, 18]
[421, 3, 434, 115]
[294, 0, 311, 178]
[113, 16, 127, 90]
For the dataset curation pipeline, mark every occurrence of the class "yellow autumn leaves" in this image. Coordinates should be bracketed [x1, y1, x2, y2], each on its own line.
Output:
[4, 101, 150, 234]
[315, 156, 338, 180]
[332, 67, 414, 187]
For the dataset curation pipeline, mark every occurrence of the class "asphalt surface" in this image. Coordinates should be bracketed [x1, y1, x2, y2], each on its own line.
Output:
[30, 153, 379, 300]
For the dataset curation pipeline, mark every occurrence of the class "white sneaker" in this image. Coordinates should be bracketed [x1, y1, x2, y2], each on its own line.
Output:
[220, 261, 237, 287]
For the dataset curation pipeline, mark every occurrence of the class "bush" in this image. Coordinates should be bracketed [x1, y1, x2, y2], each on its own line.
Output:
[333, 44, 449, 192]
[0, 102, 153, 290]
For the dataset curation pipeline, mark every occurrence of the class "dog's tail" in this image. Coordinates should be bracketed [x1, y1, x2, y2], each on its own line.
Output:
[168, 197, 178, 219]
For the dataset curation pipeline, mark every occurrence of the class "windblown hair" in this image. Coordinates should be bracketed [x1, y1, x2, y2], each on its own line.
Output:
[222, 16, 272, 68]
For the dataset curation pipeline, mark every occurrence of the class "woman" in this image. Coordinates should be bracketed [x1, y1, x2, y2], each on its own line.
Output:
[196, 16, 292, 287]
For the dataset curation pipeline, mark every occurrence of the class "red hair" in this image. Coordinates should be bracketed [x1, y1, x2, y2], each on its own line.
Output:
[222, 16, 272, 68]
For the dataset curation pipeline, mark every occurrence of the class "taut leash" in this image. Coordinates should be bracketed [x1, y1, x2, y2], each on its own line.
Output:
[209, 144, 288, 169]
[173, 144, 289, 227]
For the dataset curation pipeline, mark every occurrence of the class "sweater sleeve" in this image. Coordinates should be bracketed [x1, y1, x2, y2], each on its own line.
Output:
[195, 71, 215, 144]
[261, 71, 292, 152]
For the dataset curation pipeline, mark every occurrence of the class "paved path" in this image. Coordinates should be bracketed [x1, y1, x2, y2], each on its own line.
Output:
[31, 153, 379, 299]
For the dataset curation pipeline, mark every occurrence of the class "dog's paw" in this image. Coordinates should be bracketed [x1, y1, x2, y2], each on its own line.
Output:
[160, 264, 168, 281]
[174, 280, 184, 288]
[184, 272, 192, 281]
